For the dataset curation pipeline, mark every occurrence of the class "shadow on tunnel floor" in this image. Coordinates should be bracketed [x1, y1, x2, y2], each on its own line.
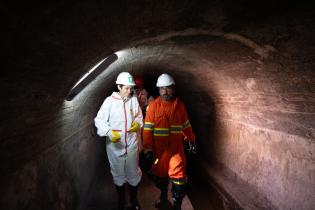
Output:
[85, 170, 192, 210]
[85, 155, 228, 210]
[187, 175, 225, 210]
[186, 153, 227, 210]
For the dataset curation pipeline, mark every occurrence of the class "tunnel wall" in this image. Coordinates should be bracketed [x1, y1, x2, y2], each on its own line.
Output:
[0, 95, 105, 210]
[212, 75, 314, 210]
[180, 38, 315, 210]
[1, 1, 314, 210]
[173, 38, 314, 209]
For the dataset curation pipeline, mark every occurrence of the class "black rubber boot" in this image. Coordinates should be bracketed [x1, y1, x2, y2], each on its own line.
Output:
[155, 188, 168, 208]
[129, 185, 140, 210]
[154, 177, 169, 208]
[171, 182, 186, 210]
[115, 185, 126, 210]
[172, 197, 183, 210]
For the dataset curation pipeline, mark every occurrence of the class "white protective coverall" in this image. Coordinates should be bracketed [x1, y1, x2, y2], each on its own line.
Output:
[94, 92, 143, 186]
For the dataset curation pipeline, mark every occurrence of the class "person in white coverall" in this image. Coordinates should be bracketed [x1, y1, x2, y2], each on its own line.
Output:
[94, 72, 143, 210]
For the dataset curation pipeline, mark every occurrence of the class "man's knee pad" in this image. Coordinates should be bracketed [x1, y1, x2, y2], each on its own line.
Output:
[171, 182, 186, 198]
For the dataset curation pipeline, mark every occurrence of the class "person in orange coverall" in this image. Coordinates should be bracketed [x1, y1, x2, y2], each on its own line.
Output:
[134, 75, 154, 117]
[142, 73, 196, 210]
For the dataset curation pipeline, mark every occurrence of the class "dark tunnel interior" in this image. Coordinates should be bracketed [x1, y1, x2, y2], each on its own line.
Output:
[1, 1, 314, 210]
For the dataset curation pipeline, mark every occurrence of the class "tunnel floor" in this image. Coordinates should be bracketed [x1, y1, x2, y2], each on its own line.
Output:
[85, 157, 225, 210]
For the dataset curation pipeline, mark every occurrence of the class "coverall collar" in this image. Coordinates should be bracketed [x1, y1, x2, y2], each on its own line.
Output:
[111, 92, 132, 102]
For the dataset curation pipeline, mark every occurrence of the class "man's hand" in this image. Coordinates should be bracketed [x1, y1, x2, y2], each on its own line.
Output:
[128, 121, 140, 132]
[143, 150, 156, 171]
[108, 130, 120, 143]
[187, 141, 197, 154]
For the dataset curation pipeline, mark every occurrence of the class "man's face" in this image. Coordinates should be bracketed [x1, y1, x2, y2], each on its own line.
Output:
[135, 85, 142, 94]
[118, 85, 133, 98]
[159, 85, 175, 101]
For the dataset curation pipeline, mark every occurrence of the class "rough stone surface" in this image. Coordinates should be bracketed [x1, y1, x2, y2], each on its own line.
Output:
[1, 1, 314, 210]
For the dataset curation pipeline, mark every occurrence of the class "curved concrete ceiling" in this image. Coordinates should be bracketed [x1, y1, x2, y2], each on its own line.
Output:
[1, 1, 314, 210]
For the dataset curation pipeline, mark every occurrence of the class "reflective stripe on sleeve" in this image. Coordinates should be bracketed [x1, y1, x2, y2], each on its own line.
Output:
[170, 125, 182, 134]
[153, 128, 169, 136]
[182, 120, 191, 129]
[144, 122, 154, 131]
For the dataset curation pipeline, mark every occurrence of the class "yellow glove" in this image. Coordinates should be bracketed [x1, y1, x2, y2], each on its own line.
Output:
[128, 121, 140, 132]
[108, 130, 120, 143]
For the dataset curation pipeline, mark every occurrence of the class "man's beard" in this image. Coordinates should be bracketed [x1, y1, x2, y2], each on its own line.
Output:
[162, 94, 174, 101]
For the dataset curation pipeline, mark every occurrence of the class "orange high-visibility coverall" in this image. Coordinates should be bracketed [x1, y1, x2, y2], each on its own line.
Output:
[143, 96, 195, 180]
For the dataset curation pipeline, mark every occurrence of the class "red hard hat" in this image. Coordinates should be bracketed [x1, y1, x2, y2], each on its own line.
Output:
[134, 75, 144, 88]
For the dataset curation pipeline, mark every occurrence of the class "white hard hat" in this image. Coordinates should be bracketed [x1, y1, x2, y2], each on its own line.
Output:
[116, 72, 136, 86]
[156, 73, 175, 87]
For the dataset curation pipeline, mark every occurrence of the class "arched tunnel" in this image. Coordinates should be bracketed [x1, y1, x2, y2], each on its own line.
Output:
[1, 1, 314, 210]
